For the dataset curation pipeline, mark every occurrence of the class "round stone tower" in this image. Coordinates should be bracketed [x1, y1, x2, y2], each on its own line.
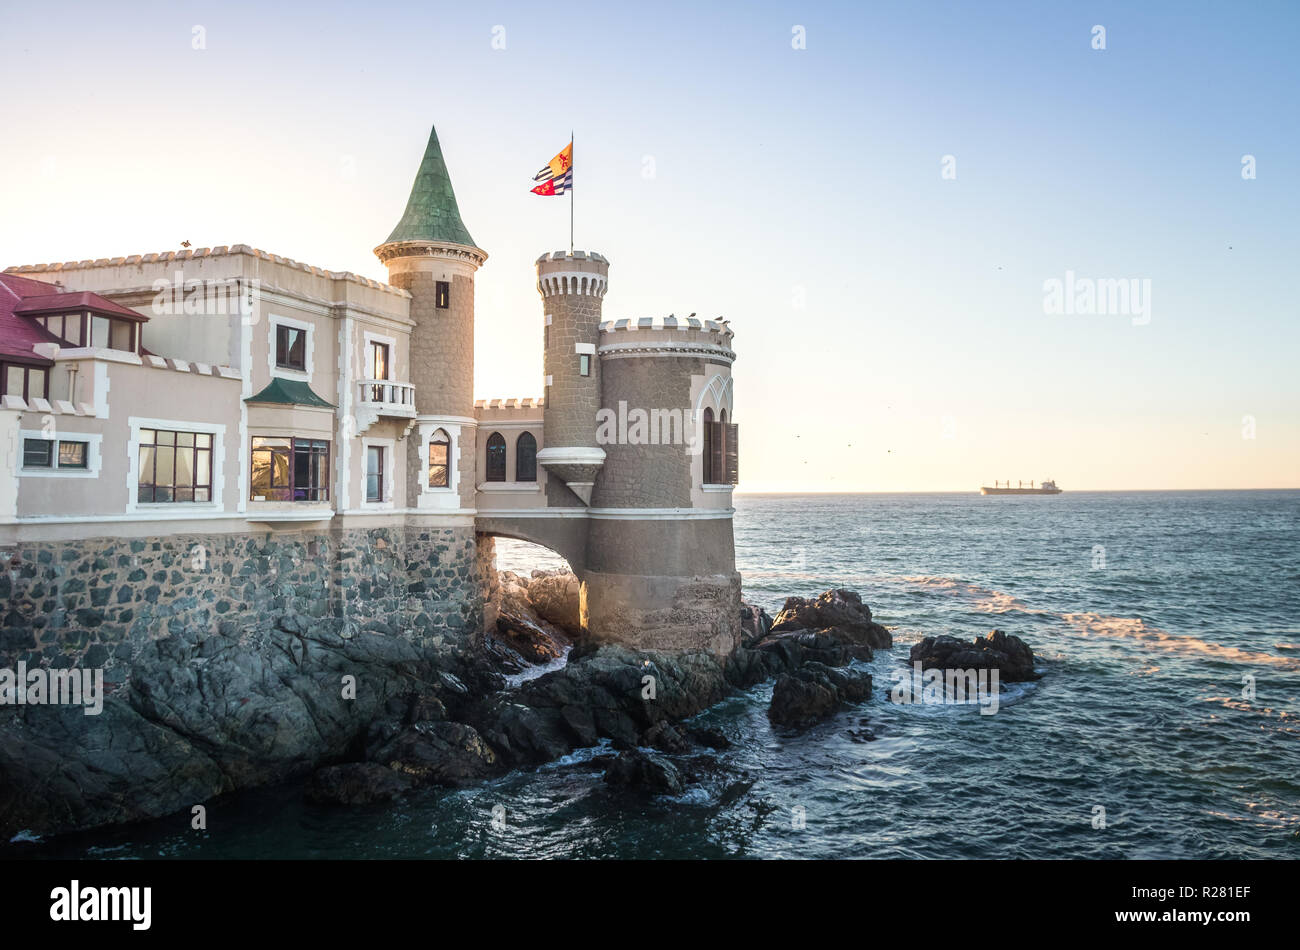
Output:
[375, 125, 486, 508]
[535, 250, 609, 506]
[583, 315, 742, 655]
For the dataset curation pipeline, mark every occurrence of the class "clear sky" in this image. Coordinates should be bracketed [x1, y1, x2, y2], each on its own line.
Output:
[2, 1, 1296, 491]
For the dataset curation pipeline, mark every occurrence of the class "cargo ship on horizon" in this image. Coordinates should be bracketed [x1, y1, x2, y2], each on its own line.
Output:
[980, 479, 1062, 495]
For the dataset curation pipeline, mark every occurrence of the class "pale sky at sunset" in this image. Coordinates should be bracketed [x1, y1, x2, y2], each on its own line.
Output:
[2, 1, 1296, 491]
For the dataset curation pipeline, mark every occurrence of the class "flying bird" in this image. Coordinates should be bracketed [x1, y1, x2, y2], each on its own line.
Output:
[181, 240, 191, 248]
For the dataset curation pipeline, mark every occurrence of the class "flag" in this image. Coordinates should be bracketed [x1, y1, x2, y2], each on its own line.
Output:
[533, 142, 572, 182]
[530, 167, 572, 196]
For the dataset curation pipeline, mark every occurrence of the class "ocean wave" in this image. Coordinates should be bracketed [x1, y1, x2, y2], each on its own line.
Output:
[1061, 612, 1300, 670]
[897, 575, 1030, 614]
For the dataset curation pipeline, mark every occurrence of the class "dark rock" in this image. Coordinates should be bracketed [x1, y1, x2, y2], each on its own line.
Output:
[684, 725, 731, 750]
[475, 645, 729, 766]
[603, 747, 684, 795]
[641, 721, 690, 754]
[909, 629, 1040, 682]
[769, 675, 836, 729]
[369, 720, 501, 787]
[768, 662, 873, 729]
[304, 762, 414, 805]
[740, 601, 774, 646]
[770, 588, 892, 649]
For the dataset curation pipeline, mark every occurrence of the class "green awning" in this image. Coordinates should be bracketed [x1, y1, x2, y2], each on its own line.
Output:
[245, 377, 334, 409]
[383, 124, 479, 249]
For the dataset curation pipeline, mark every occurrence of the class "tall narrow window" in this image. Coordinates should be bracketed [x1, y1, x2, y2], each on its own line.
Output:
[516, 432, 537, 482]
[579, 353, 591, 377]
[370, 342, 390, 402]
[435, 281, 450, 309]
[276, 324, 307, 370]
[428, 430, 450, 488]
[485, 432, 506, 482]
[722, 411, 739, 485]
[366, 445, 385, 502]
[702, 407, 715, 483]
[372, 342, 389, 379]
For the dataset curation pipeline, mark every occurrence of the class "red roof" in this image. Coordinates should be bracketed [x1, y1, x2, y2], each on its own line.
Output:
[13, 290, 147, 321]
[0, 275, 63, 363]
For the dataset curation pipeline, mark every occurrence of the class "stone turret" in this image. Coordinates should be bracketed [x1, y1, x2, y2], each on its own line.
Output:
[535, 250, 609, 505]
[375, 124, 486, 508]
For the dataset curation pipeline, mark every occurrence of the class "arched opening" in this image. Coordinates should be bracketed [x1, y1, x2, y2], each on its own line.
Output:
[479, 533, 579, 685]
[515, 431, 537, 482]
[485, 432, 506, 482]
[702, 407, 715, 483]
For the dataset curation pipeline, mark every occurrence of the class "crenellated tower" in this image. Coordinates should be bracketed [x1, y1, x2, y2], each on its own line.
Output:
[376, 125, 487, 510]
[534, 250, 608, 505]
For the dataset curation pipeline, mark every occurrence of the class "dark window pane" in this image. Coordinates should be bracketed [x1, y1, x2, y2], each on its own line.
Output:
[485, 432, 506, 482]
[23, 438, 52, 468]
[516, 432, 537, 482]
[435, 281, 450, 309]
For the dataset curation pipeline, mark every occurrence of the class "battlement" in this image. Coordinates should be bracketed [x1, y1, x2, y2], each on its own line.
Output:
[536, 250, 608, 298]
[5, 244, 405, 296]
[597, 315, 735, 363]
[474, 397, 545, 410]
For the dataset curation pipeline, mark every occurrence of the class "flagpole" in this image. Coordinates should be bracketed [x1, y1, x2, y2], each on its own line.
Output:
[569, 130, 574, 254]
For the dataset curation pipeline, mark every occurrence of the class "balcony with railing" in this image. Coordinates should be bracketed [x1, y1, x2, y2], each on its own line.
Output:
[356, 378, 416, 419]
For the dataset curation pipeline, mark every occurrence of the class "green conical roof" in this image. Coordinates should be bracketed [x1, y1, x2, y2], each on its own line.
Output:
[383, 125, 477, 248]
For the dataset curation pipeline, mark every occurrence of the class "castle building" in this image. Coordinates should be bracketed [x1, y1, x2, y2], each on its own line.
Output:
[0, 125, 740, 669]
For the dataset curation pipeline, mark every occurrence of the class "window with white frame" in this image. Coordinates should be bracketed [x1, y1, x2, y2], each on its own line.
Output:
[19, 429, 102, 478]
[269, 315, 313, 380]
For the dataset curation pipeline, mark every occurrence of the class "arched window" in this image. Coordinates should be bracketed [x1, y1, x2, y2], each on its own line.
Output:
[485, 432, 507, 482]
[428, 429, 451, 489]
[702, 407, 715, 483]
[516, 431, 537, 482]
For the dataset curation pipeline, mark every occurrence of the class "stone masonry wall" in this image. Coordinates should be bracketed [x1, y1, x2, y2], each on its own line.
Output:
[390, 270, 476, 418]
[0, 525, 486, 680]
[542, 289, 602, 451]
